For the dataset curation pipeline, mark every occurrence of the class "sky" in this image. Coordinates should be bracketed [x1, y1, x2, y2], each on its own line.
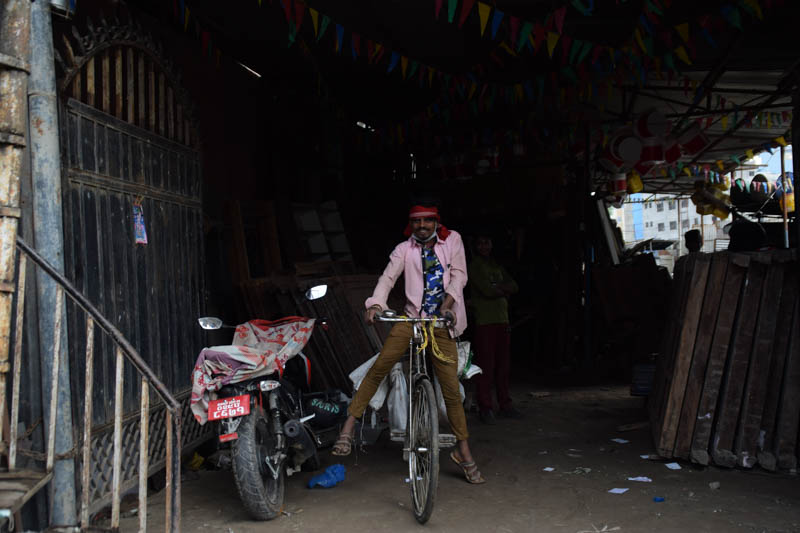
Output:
[754, 144, 792, 176]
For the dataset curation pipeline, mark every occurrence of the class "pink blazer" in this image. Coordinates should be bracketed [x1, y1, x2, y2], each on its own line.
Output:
[365, 230, 468, 337]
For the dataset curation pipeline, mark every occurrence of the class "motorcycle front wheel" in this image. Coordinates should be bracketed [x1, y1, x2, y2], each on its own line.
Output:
[232, 405, 285, 520]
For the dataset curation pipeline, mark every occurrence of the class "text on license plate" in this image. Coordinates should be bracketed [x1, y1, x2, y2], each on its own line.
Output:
[208, 394, 250, 421]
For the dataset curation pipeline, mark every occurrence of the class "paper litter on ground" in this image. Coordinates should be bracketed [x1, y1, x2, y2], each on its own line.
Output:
[608, 488, 629, 494]
[610, 438, 629, 444]
[640, 454, 650, 459]
[627, 476, 652, 482]
[543, 467, 555, 472]
[665, 462, 682, 470]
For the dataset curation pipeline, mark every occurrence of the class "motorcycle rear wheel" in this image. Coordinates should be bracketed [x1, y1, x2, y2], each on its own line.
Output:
[232, 405, 285, 520]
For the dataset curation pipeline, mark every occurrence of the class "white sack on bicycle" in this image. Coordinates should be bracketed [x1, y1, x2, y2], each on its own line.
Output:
[348, 353, 390, 410]
[387, 362, 408, 434]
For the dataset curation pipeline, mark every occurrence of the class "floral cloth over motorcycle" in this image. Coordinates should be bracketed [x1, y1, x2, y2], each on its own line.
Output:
[190, 317, 315, 424]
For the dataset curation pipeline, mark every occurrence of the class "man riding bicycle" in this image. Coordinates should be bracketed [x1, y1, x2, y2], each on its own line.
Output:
[332, 203, 485, 485]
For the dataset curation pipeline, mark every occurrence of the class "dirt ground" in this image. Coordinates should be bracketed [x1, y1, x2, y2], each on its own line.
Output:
[119, 386, 800, 533]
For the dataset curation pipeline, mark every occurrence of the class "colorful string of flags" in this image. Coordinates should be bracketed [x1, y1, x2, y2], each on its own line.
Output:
[170, 0, 788, 174]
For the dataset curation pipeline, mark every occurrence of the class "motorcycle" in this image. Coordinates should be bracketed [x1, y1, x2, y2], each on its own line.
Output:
[191, 284, 347, 520]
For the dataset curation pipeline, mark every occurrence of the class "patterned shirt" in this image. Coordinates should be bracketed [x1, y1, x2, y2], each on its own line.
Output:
[421, 246, 445, 316]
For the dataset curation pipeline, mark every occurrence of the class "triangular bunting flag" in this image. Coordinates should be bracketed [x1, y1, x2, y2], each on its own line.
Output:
[554, 6, 567, 34]
[448, 0, 458, 23]
[294, 1, 305, 33]
[675, 45, 691, 65]
[721, 115, 729, 130]
[491, 9, 504, 39]
[578, 40, 593, 63]
[776, 135, 787, 147]
[721, 5, 742, 29]
[351, 33, 360, 59]
[517, 21, 532, 52]
[546, 32, 560, 58]
[318, 15, 330, 41]
[401, 56, 408, 78]
[435, 0, 443, 19]
[387, 52, 400, 73]
[282, 0, 293, 24]
[408, 60, 419, 79]
[478, 2, 491, 36]
[335, 24, 344, 53]
[746, 149, 754, 159]
[675, 22, 689, 43]
[569, 39, 582, 64]
[184, 7, 190, 31]
[459, 0, 477, 28]
[309, 8, 319, 37]
[510, 16, 520, 48]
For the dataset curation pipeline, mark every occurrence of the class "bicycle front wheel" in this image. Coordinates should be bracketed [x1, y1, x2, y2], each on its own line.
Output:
[409, 377, 439, 524]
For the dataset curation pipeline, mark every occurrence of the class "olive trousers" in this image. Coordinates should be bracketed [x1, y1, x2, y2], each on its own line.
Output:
[347, 322, 469, 440]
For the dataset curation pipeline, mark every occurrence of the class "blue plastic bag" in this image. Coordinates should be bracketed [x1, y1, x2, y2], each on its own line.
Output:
[307, 464, 346, 488]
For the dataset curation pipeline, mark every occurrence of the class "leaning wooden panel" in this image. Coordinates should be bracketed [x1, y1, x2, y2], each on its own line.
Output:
[734, 260, 785, 467]
[648, 254, 696, 439]
[710, 255, 769, 467]
[759, 266, 800, 470]
[673, 253, 729, 459]
[776, 296, 800, 470]
[690, 253, 749, 465]
[652, 254, 711, 457]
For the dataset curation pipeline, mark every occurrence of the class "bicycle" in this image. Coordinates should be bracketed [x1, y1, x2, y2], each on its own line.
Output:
[375, 310, 457, 524]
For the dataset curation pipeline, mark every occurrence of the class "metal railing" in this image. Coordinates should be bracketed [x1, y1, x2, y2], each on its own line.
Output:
[0, 237, 182, 532]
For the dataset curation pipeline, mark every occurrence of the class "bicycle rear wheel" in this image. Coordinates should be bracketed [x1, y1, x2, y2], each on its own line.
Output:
[409, 377, 439, 524]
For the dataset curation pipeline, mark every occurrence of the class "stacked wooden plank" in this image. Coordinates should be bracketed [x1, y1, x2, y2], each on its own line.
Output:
[649, 250, 800, 471]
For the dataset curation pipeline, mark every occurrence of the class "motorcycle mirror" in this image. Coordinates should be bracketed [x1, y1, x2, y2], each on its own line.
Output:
[198, 317, 223, 330]
[305, 284, 328, 301]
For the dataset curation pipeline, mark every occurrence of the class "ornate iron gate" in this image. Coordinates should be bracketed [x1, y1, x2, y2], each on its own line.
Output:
[56, 19, 211, 513]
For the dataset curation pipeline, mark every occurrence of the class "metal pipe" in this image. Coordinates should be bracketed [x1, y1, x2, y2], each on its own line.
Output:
[8, 253, 25, 469]
[15, 236, 180, 411]
[111, 346, 124, 529]
[80, 316, 95, 529]
[794, 88, 800, 250]
[781, 145, 789, 249]
[138, 378, 149, 533]
[28, 0, 76, 524]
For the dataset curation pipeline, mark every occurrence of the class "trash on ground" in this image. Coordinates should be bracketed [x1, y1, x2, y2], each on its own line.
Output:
[568, 467, 592, 475]
[665, 462, 682, 470]
[543, 467, 555, 472]
[627, 476, 652, 482]
[566, 453, 583, 458]
[539, 450, 548, 455]
[608, 488, 629, 494]
[640, 454, 651, 460]
[569, 448, 582, 452]
[653, 496, 665, 502]
[616, 421, 649, 432]
[611, 438, 629, 444]
[709, 481, 720, 490]
[307, 464, 346, 488]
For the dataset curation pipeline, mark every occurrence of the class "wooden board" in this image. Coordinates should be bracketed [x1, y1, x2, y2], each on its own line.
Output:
[734, 260, 784, 467]
[710, 256, 768, 467]
[648, 254, 696, 448]
[690, 254, 748, 465]
[673, 253, 729, 459]
[652, 254, 711, 457]
[758, 267, 799, 470]
[775, 296, 800, 470]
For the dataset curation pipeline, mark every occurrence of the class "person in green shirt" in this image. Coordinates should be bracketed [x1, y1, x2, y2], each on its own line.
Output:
[468, 233, 521, 424]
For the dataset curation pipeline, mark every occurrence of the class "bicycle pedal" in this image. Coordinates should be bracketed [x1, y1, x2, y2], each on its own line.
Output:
[390, 429, 406, 442]
[438, 433, 457, 448]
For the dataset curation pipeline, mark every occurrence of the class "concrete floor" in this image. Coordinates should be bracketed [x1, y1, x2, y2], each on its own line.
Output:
[119, 386, 800, 532]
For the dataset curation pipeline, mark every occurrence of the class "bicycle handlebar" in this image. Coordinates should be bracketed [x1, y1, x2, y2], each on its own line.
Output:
[375, 311, 452, 327]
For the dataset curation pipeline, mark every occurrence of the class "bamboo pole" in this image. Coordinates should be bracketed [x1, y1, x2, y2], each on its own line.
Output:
[80, 316, 95, 529]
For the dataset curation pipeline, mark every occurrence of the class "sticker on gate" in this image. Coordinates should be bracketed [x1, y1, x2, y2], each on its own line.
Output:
[208, 395, 250, 421]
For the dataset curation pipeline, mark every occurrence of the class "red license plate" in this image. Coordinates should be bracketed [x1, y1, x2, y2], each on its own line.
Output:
[208, 394, 250, 421]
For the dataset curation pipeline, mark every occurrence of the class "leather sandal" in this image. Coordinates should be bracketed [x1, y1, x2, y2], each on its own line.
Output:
[331, 432, 354, 456]
[450, 451, 486, 484]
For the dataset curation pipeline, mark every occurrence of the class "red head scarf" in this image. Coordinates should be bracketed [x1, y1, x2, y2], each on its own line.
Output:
[403, 205, 451, 240]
